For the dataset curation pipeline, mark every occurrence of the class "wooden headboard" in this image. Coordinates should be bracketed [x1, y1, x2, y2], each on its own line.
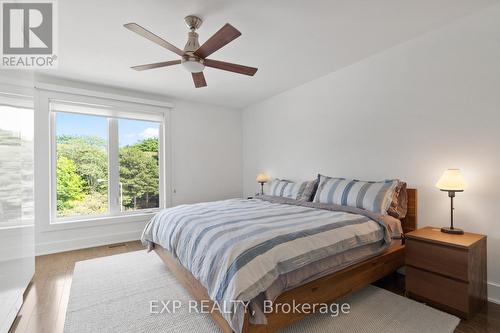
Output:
[401, 188, 417, 234]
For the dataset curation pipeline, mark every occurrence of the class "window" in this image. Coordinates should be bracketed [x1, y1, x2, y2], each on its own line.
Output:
[55, 112, 108, 217]
[0, 92, 34, 227]
[119, 119, 160, 211]
[50, 98, 166, 222]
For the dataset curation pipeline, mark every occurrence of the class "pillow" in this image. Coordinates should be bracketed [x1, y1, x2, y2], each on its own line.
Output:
[297, 179, 319, 201]
[313, 174, 398, 215]
[268, 178, 318, 201]
[268, 179, 292, 197]
[387, 181, 408, 219]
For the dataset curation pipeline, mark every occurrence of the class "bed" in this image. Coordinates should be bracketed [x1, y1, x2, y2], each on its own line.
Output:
[142, 188, 417, 333]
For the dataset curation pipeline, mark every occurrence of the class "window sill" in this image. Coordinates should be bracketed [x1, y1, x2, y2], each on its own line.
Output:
[42, 211, 159, 232]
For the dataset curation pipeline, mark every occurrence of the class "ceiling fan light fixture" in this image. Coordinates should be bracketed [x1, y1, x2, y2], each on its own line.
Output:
[181, 56, 205, 73]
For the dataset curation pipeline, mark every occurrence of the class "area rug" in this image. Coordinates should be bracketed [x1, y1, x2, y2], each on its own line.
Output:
[64, 250, 460, 333]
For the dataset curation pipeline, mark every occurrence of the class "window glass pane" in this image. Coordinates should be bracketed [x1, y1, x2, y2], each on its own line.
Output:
[0, 97, 34, 227]
[55, 112, 108, 217]
[118, 119, 160, 211]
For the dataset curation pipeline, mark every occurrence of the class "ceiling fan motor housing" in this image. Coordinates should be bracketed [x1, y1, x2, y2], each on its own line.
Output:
[184, 31, 200, 53]
[184, 15, 203, 54]
[182, 16, 204, 73]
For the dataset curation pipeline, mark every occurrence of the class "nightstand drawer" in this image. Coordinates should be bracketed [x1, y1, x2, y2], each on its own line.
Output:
[406, 266, 469, 315]
[406, 238, 468, 281]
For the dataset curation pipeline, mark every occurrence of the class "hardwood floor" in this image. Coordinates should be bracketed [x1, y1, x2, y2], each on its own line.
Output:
[9, 242, 500, 333]
[9, 241, 145, 333]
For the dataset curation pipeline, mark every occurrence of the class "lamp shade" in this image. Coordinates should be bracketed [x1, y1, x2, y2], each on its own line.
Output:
[436, 169, 467, 191]
[256, 173, 269, 183]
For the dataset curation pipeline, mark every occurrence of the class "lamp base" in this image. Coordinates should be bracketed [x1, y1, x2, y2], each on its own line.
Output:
[441, 227, 464, 235]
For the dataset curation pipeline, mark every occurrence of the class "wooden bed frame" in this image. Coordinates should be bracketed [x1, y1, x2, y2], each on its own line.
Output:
[154, 188, 417, 333]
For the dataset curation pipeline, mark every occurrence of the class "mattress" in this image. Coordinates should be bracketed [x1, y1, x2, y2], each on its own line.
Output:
[248, 239, 395, 324]
[142, 197, 396, 332]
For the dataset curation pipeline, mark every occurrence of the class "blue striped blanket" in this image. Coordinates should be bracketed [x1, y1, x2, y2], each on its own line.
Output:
[141, 198, 391, 332]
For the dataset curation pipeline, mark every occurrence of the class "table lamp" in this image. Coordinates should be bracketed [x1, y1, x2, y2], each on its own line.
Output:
[256, 173, 269, 195]
[435, 169, 467, 234]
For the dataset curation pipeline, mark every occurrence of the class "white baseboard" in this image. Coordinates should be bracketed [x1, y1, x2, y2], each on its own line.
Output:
[35, 230, 143, 256]
[489, 281, 500, 305]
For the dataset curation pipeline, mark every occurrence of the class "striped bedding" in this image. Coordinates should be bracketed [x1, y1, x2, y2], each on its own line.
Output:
[142, 198, 391, 333]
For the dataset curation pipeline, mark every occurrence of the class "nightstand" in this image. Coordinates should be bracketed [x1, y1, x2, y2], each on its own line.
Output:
[405, 226, 487, 319]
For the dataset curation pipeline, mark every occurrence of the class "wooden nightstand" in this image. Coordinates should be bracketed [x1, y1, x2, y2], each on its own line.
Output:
[405, 226, 487, 319]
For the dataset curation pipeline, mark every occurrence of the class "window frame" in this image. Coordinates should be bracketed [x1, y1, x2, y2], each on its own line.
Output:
[37, 89, 171, 229]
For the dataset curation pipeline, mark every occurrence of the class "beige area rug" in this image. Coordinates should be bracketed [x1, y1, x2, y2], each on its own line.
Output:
[64, 250, 460, 333]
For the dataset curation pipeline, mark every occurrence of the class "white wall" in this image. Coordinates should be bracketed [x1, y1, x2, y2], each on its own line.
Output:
[171, 100, 242, 205]
[242, 5, 500, 303]
[26, 75, 242, 255]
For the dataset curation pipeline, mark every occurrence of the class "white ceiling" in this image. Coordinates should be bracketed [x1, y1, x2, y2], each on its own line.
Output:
[40, 0, 498, 109]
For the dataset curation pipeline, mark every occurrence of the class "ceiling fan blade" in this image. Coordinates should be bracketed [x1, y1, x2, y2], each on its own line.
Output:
[204, 59, 257, 76]
[131, 60, 181, 71]
[194, 23, 241, 58]
[192, 72, 207, 88]
[124, 23, 185, 57]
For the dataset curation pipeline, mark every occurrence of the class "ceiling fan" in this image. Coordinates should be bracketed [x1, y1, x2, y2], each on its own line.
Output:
[124, 15, 258, 88]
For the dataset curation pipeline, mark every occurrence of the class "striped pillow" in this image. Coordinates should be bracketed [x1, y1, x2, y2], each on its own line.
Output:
[268, 179, 317, 201]
[313, 174, 398, 215]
